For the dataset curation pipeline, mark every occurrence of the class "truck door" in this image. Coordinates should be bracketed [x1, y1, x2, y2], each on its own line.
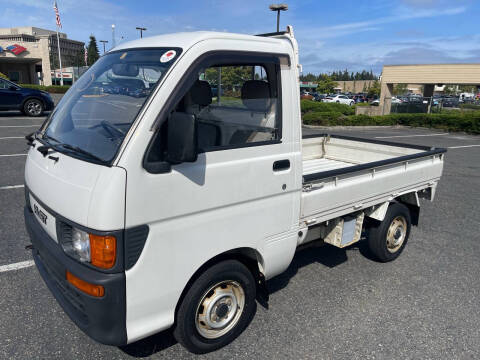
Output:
[123, 51, 300, 336]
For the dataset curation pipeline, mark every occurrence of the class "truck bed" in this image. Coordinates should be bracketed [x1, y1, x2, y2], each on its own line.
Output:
[300, 134, 446, 224]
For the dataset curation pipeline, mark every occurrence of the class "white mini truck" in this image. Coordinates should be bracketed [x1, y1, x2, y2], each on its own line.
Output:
[24, 27, 446, 353]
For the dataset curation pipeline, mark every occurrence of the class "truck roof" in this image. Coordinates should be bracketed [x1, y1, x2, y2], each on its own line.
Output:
[113, 30, 294, 53]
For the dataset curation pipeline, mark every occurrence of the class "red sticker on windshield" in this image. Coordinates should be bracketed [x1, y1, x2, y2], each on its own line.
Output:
[160, 50, 176, 63]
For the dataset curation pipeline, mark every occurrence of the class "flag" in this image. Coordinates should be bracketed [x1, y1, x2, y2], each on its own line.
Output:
[53, 1, 62, 29]
[6, 44, 27, 55]
[84, 47, 88, 65]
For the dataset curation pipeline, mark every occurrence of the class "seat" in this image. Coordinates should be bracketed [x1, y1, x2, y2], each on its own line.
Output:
[241, 80, 271, 112]
[185, 80, 221, 149]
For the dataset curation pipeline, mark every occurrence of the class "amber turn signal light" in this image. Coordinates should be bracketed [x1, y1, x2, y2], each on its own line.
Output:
[66, 271, 105, 297]
[89, 234, 116, 269]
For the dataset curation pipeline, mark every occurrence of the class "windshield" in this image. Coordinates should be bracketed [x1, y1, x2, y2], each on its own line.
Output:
[42, 48, 181, 164]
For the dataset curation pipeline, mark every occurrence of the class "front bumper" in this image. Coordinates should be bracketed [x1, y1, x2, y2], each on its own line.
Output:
[25, 206, 127, 346]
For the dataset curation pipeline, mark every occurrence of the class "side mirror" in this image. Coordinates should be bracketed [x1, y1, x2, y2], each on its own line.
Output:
[9, 85, 18, 91]
[166, 112, 198, 164]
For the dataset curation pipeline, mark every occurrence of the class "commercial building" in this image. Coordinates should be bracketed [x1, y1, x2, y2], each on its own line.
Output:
[379, 64, 480, 114]
[0, 27, 84, 86]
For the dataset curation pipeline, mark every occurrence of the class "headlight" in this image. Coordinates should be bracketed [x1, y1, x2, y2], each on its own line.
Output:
[62, 227, 91, 262]
[60, 224, 116, 269]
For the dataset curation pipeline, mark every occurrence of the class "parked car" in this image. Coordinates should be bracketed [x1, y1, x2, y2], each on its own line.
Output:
[442, 96, 459, 108]
[353, 94, 366, 103]
[314, 93, 326, 102]
[324, 94, 355, 105]
[300, 93, 314, 100]
[0, 77, 54, 116]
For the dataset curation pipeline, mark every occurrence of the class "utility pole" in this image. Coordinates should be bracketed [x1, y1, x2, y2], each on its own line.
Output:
[99, 40, 108, 54]
[269, 4, 288, 32]
[136, 27, 147, 38]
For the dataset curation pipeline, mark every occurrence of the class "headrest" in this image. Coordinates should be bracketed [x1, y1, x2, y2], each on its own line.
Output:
[241, 80, 271, 111]
[189, 80, 212, 106]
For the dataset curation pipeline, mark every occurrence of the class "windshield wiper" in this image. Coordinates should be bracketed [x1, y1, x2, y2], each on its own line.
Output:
[36, 133, 62, 156]
[25, 131, 39, 147]
[59, 143, 106, 163]
[37, 133, 106, 163]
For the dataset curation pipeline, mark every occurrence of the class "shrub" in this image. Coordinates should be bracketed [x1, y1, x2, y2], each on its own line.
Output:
[19, 84, 70, 93]
[301, 110, 480, 134]
[300, 99, 354, 115]
[0, 72, 8, 79]
[460, 103, 480, 110]
[303, 111, 344, 125]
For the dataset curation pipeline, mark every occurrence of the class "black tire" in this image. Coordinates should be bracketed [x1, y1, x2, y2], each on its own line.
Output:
[173, 260, 256, 354]
[23, 98, 44, 117]
[367, 203, 411, 262]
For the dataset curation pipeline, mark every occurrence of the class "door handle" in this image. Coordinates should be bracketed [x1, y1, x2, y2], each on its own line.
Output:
[273, 159, 290, 171]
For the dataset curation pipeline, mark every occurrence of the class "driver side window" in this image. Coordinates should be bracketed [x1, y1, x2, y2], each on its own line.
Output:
[186, 64, 280, 151]
[145, 53, 284, 165]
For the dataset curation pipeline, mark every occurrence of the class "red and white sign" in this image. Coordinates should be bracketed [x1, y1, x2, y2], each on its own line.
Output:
[51, 71, 72, 79]
[3, 44, 27, 55]
[160, 50, 176, 63]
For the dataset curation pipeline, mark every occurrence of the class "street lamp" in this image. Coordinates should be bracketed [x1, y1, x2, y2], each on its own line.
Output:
[136, 27, 147, 38]
[269, 3, 288, 32]
[111, 24, 116, 48]
[99, 40, 108, 54]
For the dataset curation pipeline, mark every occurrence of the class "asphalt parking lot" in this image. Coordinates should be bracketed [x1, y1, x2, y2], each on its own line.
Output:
[0, 112, 479, 359]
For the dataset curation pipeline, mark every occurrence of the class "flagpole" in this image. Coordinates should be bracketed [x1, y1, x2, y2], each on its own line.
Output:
[55, 26, 64, 86]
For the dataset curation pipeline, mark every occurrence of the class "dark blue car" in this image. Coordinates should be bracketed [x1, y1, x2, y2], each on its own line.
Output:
[0, 77, 55, 116]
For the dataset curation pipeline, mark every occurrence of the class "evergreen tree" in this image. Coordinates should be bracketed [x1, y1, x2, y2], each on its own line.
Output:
[87, 35, 100, 66]
[368, 80, 381, 97]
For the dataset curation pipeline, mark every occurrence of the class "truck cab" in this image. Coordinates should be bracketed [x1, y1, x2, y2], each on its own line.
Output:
[25, 27, 445, 354]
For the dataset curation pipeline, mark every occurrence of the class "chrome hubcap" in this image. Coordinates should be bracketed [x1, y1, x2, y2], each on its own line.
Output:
[27, 101, 42, 115]
[195, 280, 245, 339]
[386, 216, 407, 253]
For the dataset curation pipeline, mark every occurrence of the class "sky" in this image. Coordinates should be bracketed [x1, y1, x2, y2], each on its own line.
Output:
[1, 0, 479, 75]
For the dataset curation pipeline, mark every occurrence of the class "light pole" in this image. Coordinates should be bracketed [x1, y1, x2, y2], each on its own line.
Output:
[111, 24, 116, 48]
[99, 40, 108, 54]
[269, 4, 288, 32]
[136, 27, 147, 38]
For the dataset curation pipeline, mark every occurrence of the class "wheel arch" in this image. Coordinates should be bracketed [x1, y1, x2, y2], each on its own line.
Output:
[174, 247, 265, 318]
[21, 95, 46, 110]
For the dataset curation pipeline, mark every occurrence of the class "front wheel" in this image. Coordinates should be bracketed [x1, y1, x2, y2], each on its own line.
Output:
[174, 260, 256, 354]
[367, 203, 411, 262]
[23, 99, 44, 117]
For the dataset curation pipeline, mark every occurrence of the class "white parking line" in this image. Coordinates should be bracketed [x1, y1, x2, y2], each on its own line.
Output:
[0, 125, 39, 128]
[0, 184, 24, 190]
[0, 137, 24, 140]
[0, 260, 35, 273]
[0, 154, 27, 157]
[448, 145, 480, 149]
[375, 133, 448, 139]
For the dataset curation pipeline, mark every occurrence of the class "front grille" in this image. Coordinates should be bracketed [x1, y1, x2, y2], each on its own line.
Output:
[56, 221, 72, 244]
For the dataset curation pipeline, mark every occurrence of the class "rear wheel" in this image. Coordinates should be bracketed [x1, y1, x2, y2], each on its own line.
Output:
[174, 260, 256, 354]
[23, 99, 44, 117]
[367, 203, 411, 262]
